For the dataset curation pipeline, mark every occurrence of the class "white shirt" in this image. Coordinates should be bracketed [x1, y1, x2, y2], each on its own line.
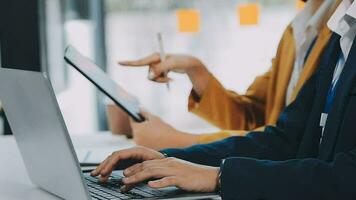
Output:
[286, 0, 335, 105]
[319, 0, 356, 139]
[327, 0, 356, 86]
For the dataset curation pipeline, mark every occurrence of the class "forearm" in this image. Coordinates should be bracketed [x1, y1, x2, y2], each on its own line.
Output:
[220, 153, 356, 200]
[161, 126, 297, 167]
[197, 129, 250, 144]
[186, 59, 210, 97]
[197, 127, 266, 144]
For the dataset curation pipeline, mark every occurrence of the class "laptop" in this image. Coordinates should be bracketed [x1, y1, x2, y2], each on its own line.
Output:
[0, 68, 220, 200]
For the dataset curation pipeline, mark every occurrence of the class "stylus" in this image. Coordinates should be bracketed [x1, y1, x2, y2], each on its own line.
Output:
[157, 32, 170, 90]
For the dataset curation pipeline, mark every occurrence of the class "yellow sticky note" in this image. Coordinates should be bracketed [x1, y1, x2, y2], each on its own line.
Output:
[296, 0, 305, 11]
[176, 9, 200, 33]
[238, 3, 260, 26]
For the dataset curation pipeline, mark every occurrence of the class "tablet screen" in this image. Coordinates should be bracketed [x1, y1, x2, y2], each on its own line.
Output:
[64, 45, 144, 122]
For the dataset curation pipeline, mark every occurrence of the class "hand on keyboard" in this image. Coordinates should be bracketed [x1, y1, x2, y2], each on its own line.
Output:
[90, 146, 165, 182]
[90, 146, 220, 193]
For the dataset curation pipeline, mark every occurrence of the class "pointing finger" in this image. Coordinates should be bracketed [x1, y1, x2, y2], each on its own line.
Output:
[119, 53, 160, 67]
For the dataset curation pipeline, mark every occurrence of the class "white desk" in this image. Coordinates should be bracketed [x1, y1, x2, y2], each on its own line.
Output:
[0, 133, 134, 200]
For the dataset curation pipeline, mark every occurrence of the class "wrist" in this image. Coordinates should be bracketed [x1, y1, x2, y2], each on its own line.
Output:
[160, 152, 168, 158]
[207, 166, 220, 192]
[154, 150, 168, 159]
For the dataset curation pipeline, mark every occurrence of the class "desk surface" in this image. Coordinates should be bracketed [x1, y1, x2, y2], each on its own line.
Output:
[0, 133, 134, 200]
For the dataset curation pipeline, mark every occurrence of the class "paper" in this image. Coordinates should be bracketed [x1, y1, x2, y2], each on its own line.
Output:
[176, 9, 200, 33]
[238, 3, 260, 25]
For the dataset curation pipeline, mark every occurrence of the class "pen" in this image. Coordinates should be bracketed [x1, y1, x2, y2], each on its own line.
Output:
[157, 32, 170, 90]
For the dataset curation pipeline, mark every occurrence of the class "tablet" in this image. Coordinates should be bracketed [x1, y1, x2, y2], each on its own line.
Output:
[64, 45, 145, 122]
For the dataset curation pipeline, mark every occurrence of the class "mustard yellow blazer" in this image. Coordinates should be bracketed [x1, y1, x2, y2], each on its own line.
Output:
[189, 2, 340, 144]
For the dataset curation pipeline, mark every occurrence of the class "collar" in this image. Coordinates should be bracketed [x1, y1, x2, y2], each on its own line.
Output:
[327, 0, 353, 34]
[292, 0, 314, 46]
[307, 0, 334, 32]
[293, 0, 334, 53]
[346, 1, 356, 18]
[327, 0, 356, 59]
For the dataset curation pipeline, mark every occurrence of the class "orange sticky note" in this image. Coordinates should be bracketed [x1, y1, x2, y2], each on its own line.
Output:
[238, 3, 260, 26]
[176, 9, 200, 33]
[296, 0, 305, 11]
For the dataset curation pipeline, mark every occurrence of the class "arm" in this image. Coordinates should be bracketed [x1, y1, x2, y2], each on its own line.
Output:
[160, 126, 292, 167]
[188, 72, 270, 130]
[220, 152, 356, 200]
[197, 129, 250, 144]
[161, 68, 319, 166]
[93, 70, 356, 199]
[196, 126, 266, 144]
[119, 52, 269, 131]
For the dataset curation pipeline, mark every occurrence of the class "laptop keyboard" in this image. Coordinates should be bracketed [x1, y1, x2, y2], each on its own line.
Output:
[84, 172, 166, 200]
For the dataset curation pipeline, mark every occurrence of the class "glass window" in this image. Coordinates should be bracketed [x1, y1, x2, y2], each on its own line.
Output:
[104, 0, 297, 133]
[46, 0, 300, 135]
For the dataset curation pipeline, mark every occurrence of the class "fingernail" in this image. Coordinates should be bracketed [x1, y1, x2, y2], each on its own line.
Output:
[148, 71, 155, 80]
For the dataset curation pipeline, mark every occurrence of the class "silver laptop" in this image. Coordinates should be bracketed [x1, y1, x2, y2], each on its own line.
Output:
[0, 68, 220, 200]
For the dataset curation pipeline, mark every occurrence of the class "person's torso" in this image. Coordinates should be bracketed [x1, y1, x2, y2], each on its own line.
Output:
[295, 34, 356, 161]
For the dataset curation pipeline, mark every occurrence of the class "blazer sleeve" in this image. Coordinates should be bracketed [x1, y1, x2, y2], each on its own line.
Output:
[161, 67, 356, 199]
[196, 127, 266, 144]
[188, 72, 269, 131]
[220, 152, 356, 200]
[161, 67, 319, 167]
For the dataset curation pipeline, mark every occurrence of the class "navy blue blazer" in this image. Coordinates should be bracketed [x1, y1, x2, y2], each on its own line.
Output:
[162, 34, 356, 200]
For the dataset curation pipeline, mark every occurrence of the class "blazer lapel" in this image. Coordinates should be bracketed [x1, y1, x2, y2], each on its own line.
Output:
[291, 27, 333, 102]
[319, 36, 356, 160]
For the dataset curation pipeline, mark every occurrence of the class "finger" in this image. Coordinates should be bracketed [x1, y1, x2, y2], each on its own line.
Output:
[120, 184, 136, 193]
[148, 63, 170, 80]
[98, 155, 118, 181]
[123, 167, 169, 185]
[119, 53, 160, 67]
[148, 176, 178, 189]
[147, 69, 156, 80]
[99, 174, 110, 182]
[99, 149, 139, 177]
[123, 163, 143, 177]
[151, 58, 177, 77]
[91, 157, 111, 176]
[124, 159, 164, 177]
[95, 157, 113, 182]
[153, 76, 172, 83]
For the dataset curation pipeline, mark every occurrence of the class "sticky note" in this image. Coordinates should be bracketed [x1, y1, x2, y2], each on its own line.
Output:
[176, 9, 200, 33]
[296, 0, 305, 11]
[238, 3, 260, 26]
